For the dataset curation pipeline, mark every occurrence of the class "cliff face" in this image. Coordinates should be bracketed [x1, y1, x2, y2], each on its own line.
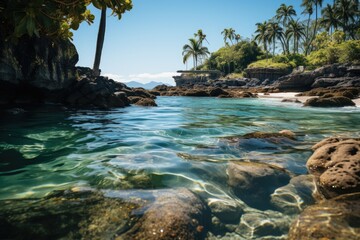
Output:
[0, 35, 78, 90]
[244, 67, 292, 82]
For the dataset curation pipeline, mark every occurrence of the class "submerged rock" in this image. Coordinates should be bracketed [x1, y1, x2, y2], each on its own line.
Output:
[237, 210, 291, 240]
[0, 188, 139, 240]
[270, 175, 316, 214]
[288, 193, 360, 240]
[307, 138, 360, 199]
[120, 188, 209, 240]
[227, 161, 291, 210]
[0, 188, 209, 240]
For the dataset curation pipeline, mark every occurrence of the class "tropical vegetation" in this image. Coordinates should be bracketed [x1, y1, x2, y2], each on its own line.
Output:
[182, 0, 360, 76]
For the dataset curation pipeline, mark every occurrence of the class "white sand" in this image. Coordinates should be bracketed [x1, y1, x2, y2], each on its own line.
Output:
[258, 92, 360, 107]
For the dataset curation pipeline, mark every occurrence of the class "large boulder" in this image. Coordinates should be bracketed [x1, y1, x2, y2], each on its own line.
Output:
[307, 138, 360, 199]
[304, 96, 356, 107]
[288, 193, 360, 240]
[0, 35, 78, 90]
[227, 161, 291, 209]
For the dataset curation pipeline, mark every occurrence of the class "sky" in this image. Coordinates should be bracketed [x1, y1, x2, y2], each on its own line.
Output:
[72, 0, 332, 85]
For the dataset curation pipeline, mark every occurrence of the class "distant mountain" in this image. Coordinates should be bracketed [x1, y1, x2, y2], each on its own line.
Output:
[125, 81, 169, 89]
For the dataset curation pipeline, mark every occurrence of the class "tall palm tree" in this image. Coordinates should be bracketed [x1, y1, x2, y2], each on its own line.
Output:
[254, 21, 269, 58]
[266, 22, 285, 55]
[276, 4, 297, 54]
[335, 0, 359, 38]
[286, 19, 306, 53]
[194, 29, 209, 45]
[221, 28, 236, 46]
[301, 0, 314, 43]
[93, 7, 107, 77]
[321, 3, 339, 34]
[276, 4, 297, 26]
[302, 0, 323, 54]
[182, 38, 210, 70]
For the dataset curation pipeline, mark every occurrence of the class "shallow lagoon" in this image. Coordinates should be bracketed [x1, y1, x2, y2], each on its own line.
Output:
[1, 96, 359, 238]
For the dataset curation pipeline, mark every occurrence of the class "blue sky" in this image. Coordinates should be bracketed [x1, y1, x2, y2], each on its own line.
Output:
[73, 0, 331, 85]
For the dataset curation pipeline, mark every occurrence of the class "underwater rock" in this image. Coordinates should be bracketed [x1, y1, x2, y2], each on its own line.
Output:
[0, 188, 209, 240]
[237, 210, 291, 240]
[307, 138, 360, 199]
[119, 188, 209, 240]
[227, 161, 291, 210]
[0, 188, 140, 240]
[270, 175, 316, 214]
[208, 199, 244, 224]
[288, 193, 360, 240]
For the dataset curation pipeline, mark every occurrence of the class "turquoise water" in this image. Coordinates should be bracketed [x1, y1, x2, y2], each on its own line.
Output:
[1, 96, 359, 201]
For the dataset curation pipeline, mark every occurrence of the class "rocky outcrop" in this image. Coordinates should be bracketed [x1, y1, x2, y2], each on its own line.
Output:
[306, 137, 360, 199]
[244, 67, 292, 82]
[227, 161, 291, 209]
[0, 35, 78, 90]
[288, 193, 360, 240]
[304, 96, 356, 107]
[275, 63, 360, 91]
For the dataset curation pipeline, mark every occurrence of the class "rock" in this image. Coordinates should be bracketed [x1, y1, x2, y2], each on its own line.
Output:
[311, 77, 360, 88]
[281, 98, 301, 103]
[207, 199, 243, 223]
[288, 193, 360, 240]
[208, 87, 229, 97]
[227, 161, 291, 209]
[306, 138, 360, 199]
[237, 210, 291, 239]
[242, 130, 296, 140]
[183, 89, 209, 97]
[244, 67, 292, 82]
[120, 188, 209, 240]
[304, 96, 356, 107]
[0, 35, 78, 90]
[270, 175, 316, 214]
[0, 188, 140, 240]
[134, 98, 157, 107]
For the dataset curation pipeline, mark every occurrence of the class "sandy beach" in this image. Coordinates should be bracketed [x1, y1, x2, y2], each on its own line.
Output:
[258, 92, 360, 107]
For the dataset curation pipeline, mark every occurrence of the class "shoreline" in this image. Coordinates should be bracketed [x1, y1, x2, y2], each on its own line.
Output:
[258, 92, 360, 107]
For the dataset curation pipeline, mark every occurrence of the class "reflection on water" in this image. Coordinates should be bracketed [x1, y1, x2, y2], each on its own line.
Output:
[0, 97, 359, 199]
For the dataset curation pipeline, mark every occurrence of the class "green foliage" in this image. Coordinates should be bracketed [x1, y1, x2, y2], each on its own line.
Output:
[203, 40, 263, 74]
[248, 59, 293, 69]
[0, 0, 132, 40]
[249, 53, 308, 69]
[307, 40, 360, 66]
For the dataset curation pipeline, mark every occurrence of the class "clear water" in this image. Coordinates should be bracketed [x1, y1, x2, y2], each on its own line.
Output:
[0, 96, 359, 201]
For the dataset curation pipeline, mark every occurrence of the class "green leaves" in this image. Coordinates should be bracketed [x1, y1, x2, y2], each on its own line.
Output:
[1, 0, 132, 40]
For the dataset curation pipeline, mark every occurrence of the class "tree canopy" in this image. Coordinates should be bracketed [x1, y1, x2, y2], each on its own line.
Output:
[0, 0, 132, 39]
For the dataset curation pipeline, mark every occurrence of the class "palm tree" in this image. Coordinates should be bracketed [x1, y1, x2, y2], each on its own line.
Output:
[302, 0, 323, 54]
[321, 4, 338, 34]
[301, 0, 314, 43]
[254, 21, 269, 58]
[235, 34, 241, 43]
[182, 38, 210, 70]
[266, 22, 285, 55]
[276, 4, 297, 26]
[93, 7, 107, 76]
[286, 19, 306, 53]
[194, 29, 209, 45]
[276, 4, 297, 54]
[334, 0, 359, 38]
[221, 28, 236, 46]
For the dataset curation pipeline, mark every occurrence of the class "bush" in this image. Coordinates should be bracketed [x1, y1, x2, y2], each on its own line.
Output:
[307, 40, 360, 67]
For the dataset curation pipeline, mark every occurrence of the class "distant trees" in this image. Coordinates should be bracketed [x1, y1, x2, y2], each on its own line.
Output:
[221, 28, 236, 46]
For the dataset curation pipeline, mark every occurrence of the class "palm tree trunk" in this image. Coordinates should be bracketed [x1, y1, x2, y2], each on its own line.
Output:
[273, 40, 275, 56]
[93, 7, 107, 77]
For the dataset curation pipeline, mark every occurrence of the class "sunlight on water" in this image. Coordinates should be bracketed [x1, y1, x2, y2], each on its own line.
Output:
[0, 97, 359, 201]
